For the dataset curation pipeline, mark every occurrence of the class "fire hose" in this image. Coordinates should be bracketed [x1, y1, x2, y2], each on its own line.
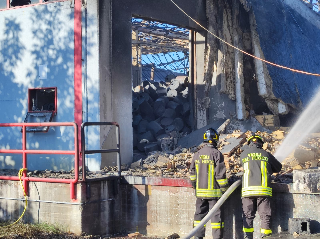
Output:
[2, 168, 28, 228]
[182, 180, 242, 239]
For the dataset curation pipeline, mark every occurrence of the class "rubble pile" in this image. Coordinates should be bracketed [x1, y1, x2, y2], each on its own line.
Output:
[2, 129, 319, 185]
[132, 76, 192, 154]
[115, 129, 320, 184]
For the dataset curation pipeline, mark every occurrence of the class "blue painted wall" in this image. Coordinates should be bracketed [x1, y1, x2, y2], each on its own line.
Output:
[0, 1, 101, 171]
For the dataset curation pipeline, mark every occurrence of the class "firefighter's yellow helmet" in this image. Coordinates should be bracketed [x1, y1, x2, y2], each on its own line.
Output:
[247, 134, 264, 144]
[203, 128, 219, 144]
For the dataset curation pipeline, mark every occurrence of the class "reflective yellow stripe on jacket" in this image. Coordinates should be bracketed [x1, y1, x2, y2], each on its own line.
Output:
[211, 222, 224, 229]
[193, 220, 205, 227]
[242, 186, 272, 197]
[261, 161, 267, 187]
[195, 163, 222, 198]
[243, 162, 249, 188]
[243, 227, 254, 232]
[190, 174, 196, 181]
[242, 161, 272, 197]
[261, 228, 272, 235]
[196, 189, 222, 198]
[217, 178, 228, 187]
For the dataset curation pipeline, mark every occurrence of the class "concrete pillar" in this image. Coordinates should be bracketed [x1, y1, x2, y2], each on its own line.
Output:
[206, 0, 237, 125]
[99, 0, 118, 168]
[233, 1, 246, 120]
[189, 30, 196, 130]
[195, 32, 207, 129]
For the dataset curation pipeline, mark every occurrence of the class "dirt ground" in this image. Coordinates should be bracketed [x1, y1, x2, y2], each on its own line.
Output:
[1, 222, 320, 238]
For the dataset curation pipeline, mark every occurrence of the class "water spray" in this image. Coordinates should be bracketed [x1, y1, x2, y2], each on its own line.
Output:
[274, 89, 320, 163]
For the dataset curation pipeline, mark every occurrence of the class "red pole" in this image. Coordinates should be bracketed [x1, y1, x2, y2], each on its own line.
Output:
[22, 125, 28, 195]
[72, 122, 79, 199]
[74, 0, 82, 166]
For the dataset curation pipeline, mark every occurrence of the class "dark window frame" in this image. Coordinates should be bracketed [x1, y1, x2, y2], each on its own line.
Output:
[28, 87, 58, 115]
[23, 87, 57, 133]
[0, 0, 69, 11]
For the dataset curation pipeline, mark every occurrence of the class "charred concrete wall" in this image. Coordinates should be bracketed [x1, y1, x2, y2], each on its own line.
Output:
[202, 0, 320, 125]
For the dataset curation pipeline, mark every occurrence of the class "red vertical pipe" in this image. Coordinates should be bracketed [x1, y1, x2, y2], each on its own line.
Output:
[74, 0, 82, 165]
[22, 126, 28, 195]
[72, 123, 78, 199]
[7, 0, 9, 8]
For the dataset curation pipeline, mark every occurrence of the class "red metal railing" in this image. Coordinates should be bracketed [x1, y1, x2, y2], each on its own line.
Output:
[0, 122, 79, 200]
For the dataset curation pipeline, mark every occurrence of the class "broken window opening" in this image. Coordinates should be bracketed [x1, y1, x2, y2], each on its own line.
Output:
[0, 0, 66, 10]
[23, 87, 57, 133]
[301, 0, 320, 13]
[10, 0, 31, 7]
[28, 87, 57, 114]
[131, 17, 192, 156]
[131, 17, 190, 87]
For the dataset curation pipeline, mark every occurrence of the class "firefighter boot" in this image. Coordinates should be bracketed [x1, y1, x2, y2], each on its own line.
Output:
[261, 228, 272, 238]
[244, 232, 253, 239]
[261, 233, 271, 238]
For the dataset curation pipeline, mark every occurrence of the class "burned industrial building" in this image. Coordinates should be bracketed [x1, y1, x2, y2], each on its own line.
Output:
[0, 0, 320, 238]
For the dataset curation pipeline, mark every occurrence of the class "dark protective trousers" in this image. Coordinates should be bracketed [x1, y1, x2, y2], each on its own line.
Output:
[242, 197, 272, 234]
[193, 198, 224, 239]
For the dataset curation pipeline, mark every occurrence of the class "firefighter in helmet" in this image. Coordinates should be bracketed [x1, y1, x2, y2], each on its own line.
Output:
[240, 134, 282, 239]
[189, 128, 228, 239]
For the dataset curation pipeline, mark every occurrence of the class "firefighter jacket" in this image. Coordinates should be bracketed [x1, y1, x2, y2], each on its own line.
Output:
[240, 143, 282, 198]
[189, 144, 228, 199]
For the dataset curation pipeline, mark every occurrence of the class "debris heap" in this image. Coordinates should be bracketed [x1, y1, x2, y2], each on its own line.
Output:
[132, 77, 191, 154]
[116, 129, 320, 184]
[4, 129, 319, 185]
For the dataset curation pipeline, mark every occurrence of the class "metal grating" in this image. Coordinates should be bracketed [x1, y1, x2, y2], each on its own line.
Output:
[132, 18, 189, 77]
[301, 0, 320, 13]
